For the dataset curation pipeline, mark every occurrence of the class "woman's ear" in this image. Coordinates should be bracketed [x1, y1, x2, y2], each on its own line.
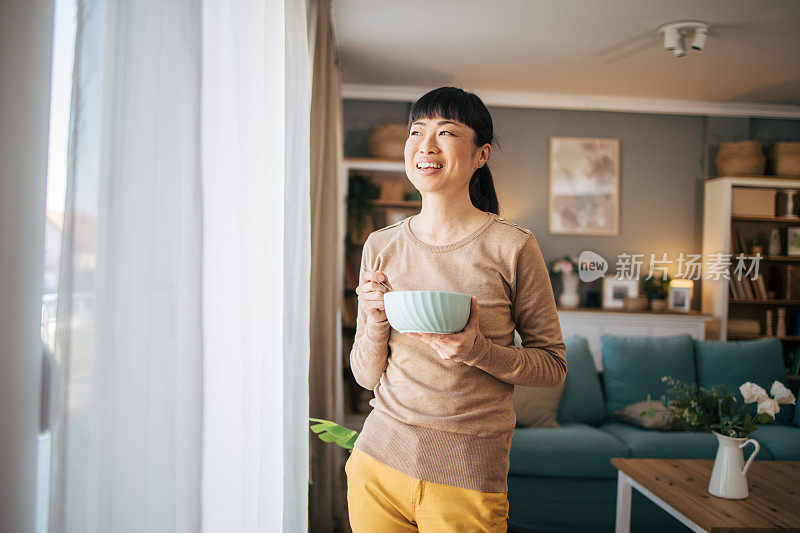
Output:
[479, 144, 491, 167]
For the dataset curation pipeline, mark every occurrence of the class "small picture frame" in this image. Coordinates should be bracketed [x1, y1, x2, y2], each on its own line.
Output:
[602, 275, 638, 309]
[787, 227, 800, 256]
[668, 286, 692, 312]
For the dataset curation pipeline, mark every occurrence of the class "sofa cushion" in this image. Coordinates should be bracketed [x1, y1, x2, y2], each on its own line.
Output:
[614, 400, 686, 431]
[556, 335, 605, 426]
[749, 424, 800, 460]
[510, 423, 628, 479]
[694, 337, 794, 425]
[601, 334, 695, 420]
[599, 422, 774, 460]
[513, 379, 565, 427]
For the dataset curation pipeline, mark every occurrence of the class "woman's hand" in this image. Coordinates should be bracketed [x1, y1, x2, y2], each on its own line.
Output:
[408, 296, 481, 362]
[355, 270, 391, 323]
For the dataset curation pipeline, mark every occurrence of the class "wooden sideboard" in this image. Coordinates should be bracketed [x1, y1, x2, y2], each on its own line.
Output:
[538, 307, 711, 371]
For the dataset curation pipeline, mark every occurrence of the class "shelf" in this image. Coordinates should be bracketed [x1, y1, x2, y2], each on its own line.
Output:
[729, 299, 800, 305]
[727, 333, 800, 341]
[369, 199, 421, 208]
[756, 255, 800, 262]
[708, 175, 800, 188]
[732, 215, 800, 223]
[343, 157, 405, 172]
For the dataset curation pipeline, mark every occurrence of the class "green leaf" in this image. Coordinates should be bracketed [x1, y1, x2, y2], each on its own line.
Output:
[755, 413, 773, 424]
[309, 417, 359, 451]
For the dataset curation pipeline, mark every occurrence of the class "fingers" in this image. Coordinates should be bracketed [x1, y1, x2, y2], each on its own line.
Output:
[355, 281, 389, 297]
[361, 270, 386, 284]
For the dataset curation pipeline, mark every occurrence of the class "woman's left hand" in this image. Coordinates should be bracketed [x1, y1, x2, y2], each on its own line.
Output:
[408, 296, 481, 362]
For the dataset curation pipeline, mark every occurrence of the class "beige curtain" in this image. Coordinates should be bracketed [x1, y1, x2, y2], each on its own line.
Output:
[309, 0, 345, 530]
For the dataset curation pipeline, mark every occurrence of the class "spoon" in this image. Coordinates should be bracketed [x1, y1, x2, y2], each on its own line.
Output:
[360, 265, 392, 292]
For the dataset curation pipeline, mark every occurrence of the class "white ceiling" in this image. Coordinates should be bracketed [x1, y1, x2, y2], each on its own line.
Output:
[331, 0, 800, 108]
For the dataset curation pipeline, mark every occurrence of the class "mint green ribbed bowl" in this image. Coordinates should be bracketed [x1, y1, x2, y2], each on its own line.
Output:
[383, 290, 471, 334]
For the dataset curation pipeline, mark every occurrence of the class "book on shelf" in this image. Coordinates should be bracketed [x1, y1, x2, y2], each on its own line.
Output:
[787, 265, 800, 300]
[735, 228, 747, 255]
[748, 276, 764, 299]
[756, 276, 768, 300]
[791, 309, 800, 336]
[729, 280, 740, 299]
[740, 276, 755, 300]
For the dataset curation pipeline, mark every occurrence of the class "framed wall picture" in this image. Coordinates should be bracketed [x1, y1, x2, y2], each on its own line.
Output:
[602, 275, 638, 309]
[787, 227, 800, 256]
[549, 137, 620, 236]
[668, 286, 692, 312]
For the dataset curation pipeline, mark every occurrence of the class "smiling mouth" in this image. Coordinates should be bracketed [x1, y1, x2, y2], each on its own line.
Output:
[416, 162, 443, 170]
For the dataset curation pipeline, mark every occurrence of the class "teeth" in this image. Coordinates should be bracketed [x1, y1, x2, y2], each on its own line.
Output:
[417, 162, 443, 169]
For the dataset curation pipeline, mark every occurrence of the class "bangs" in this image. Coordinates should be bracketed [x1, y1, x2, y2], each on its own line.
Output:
[407, 87, 484, 135]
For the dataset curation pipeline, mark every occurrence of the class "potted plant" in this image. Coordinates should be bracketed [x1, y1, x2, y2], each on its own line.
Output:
[749, 236, 763, 255]
[645, 376, 795, 499]
[548, 256, 580, 308]
[642, 272, 670, 312]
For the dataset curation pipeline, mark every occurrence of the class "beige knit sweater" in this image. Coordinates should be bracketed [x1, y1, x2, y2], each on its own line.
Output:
[349, 211, 567, 494]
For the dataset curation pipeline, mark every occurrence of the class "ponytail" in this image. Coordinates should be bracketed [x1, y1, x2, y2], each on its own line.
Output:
[469, 165, 499, 215]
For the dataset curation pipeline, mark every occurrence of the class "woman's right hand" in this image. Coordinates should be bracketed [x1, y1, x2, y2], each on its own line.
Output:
[356, 270, 391, 323]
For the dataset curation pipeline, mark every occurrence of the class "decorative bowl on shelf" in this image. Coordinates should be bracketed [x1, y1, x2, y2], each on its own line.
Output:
[383, 290, 471, 334]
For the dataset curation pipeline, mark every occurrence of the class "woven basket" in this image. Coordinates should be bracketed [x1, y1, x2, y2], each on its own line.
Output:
[727, 318, 760, 335]
[717, 140, 764, 158]
[776, 154, 800, 177]
[715, 155, 766, 176]
[773, 142, 800, 156]
[367, 124, 407, 160]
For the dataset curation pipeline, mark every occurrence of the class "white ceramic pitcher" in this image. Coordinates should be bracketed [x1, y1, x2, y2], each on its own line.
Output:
[708, 430, 760, 499]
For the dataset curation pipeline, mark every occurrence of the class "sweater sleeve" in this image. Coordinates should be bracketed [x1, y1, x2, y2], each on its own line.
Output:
[349, 237, 391, 390]
[460, 233, 567, 387]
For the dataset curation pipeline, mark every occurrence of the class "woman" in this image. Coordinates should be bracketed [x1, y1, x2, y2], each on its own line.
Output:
[347, 86, 567, 532]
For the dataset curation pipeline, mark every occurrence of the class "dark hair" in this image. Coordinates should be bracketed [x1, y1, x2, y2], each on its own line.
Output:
[407, 87, 501, 214]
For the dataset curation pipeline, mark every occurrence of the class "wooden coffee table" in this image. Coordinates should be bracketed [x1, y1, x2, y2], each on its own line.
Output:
[611, 458, 800, 532]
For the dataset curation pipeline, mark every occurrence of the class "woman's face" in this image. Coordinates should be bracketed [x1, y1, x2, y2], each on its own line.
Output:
[404, 115, 490, 196]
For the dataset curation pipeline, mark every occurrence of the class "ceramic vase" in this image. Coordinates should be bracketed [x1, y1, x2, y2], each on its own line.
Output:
[708, 431, 760, 499]
[559, 273, 580, 308]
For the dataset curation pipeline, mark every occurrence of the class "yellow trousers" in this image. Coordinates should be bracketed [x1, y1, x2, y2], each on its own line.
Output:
[345, 446, 509, 532]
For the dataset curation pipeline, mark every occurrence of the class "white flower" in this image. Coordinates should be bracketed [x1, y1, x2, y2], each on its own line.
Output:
[740, 382, 769, 404]
[770, 381, 796, 405]
[757, 397, 780, 420]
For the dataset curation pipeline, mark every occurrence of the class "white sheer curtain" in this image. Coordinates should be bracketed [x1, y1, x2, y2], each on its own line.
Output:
[49, 1, 311, 531]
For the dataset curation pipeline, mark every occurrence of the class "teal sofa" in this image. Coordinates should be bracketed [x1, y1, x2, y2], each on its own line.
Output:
[507, 334, 800, 533]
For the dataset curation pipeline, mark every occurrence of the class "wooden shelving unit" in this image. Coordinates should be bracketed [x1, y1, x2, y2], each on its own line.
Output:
[339, 157, 420, 421]
[702, 176, 800, 375]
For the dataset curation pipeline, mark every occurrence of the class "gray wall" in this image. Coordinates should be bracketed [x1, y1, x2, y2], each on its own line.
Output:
[344, 99, 800, 306]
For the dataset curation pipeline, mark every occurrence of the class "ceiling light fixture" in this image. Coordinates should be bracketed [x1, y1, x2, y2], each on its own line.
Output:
[658, 21, 708, 57]
[674, 34, 687, 57]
